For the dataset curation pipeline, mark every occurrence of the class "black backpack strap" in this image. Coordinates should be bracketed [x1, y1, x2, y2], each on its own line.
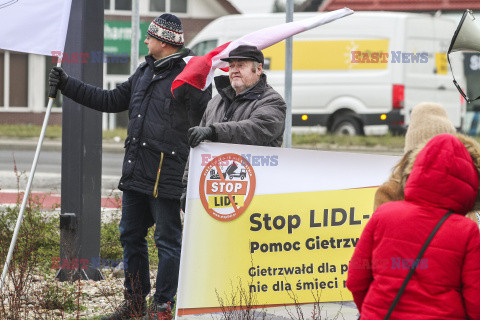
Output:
[383, 210, 453, 320]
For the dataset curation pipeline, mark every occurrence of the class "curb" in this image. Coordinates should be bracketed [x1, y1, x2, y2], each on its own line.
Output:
[0, 170, 120, 194]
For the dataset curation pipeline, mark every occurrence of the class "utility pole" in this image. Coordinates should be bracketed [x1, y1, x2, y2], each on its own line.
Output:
[283, 0, 294, 148]
[57, 0, 104, 281]
[131, 0, 140, 74]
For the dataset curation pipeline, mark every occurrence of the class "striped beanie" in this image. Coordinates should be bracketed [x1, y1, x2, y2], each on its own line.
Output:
[147, 13, 184, 47]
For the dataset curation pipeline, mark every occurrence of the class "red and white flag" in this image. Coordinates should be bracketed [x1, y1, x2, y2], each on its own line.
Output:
[0, 0, 72, 56]
[172, 8, 354, 93]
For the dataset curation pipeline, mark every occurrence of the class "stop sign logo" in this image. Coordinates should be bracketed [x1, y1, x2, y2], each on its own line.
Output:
[199, 153, 256, 221]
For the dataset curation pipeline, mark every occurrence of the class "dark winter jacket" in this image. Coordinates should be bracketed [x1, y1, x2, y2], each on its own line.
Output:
[347, 134, 480, 319]
[202, 74, 286, 146]
[62, 50, 211, 198]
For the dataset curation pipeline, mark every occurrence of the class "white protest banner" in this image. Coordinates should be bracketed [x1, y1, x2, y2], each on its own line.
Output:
[177, 143, 399, 319]
[0, 0, 72, 292]
[0, 0, 72, 55]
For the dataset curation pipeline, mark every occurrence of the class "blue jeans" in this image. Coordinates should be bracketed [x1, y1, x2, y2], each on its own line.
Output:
[119, 190, 182, 305]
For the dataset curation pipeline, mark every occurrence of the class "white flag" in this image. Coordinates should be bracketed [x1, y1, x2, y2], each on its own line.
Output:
[172, 8, 354, 92]
[0, 0, 72, 56]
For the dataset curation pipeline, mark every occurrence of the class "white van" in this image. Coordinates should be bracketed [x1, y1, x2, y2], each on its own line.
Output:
[188, 11, 466, 135]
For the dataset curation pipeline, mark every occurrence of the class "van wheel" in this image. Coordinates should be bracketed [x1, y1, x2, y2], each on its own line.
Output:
[332, 115, 363, 135]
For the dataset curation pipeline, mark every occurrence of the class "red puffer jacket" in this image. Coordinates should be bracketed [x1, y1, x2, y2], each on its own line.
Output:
[347, 134, 480, 320]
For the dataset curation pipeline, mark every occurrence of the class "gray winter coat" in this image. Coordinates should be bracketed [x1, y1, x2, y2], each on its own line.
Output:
[204, 74, 286, 146]
[182, 74, 286, 187]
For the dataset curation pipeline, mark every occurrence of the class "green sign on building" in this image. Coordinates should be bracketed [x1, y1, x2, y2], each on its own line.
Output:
[104, 20, 150, 56]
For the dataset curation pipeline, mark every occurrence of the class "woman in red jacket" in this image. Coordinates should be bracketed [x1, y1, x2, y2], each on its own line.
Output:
[347, 134, 480, 319]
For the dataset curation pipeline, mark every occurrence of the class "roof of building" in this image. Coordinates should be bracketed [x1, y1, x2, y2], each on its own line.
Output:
[319, 0, 480, 12]
[217, 0, 241, 14]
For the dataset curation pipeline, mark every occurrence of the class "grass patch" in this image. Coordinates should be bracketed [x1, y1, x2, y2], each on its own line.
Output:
[41, 281, 83, 312]
[0, 188, 158, 318]
[292, 132, 406, 148]
[295, 132, 480, 148]
[0, 195, 60, 273]
[0, 124, 406, 147]
[100, 218, 158, 266]
[102, 128, 128, 141]
[3, 124, 480, 149]
[0, 191, 156, 278]
[0, 124, 63, 139]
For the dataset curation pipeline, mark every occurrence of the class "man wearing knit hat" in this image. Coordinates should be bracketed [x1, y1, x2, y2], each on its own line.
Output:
[374, 102, 456, 210]
[49, 13, 211, 320]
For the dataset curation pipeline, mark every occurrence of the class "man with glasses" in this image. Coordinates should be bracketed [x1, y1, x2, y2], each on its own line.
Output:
[49, 13, 211, 320]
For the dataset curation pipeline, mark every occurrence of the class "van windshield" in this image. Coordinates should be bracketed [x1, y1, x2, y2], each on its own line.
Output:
[191, 40, 218, 56]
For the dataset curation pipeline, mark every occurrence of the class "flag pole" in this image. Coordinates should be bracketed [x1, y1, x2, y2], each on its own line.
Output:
[283, 0, 294, 148]
[0, 61, 62, 292]
[131, 0, 140, 74]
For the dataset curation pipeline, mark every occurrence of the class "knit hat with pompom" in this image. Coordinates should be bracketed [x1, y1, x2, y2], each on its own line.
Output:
[147, 13, 184, 46]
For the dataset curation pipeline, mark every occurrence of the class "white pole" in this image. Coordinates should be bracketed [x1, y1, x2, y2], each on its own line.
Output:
[130, 0, 140, 75]
[283, 0, 294, 148]
[4, 51, 10, 108]
[0, 61, 62, 292]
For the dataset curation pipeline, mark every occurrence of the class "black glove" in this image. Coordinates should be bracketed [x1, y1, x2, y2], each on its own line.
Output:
[188, 126, 213, 148]
[49, 67, 69, 91]
[180, 187, 187, 212]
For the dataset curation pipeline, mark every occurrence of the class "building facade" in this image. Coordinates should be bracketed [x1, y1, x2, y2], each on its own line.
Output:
[0, 0, 238, 126]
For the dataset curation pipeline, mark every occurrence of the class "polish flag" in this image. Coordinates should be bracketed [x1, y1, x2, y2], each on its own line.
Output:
[172, 8, 354, 94]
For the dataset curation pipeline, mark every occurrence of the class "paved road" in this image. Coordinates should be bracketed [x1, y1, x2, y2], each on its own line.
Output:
[0, 146, 123, 193]
[0, 149, 122, 176]
[0, 139, 402, 193]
